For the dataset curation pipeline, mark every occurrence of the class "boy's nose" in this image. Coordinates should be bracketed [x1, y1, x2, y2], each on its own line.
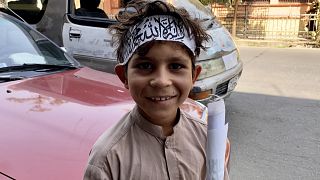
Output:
[149, 68, 172, 87]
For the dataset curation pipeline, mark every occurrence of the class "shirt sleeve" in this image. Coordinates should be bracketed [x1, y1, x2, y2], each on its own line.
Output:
[83, 163, 112, 180]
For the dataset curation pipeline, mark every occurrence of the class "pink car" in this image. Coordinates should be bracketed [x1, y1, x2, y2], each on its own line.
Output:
[0, 11, 209, 179]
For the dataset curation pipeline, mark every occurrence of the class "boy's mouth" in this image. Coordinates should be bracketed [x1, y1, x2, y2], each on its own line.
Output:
[148, 96, 175, 101]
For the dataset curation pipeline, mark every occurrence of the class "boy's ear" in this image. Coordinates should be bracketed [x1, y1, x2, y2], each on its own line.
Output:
[192, 65, 202, 84]
[115, 64, 129, 89]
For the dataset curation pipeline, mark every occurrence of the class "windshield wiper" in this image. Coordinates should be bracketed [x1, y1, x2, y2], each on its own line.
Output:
[0, 76, 23, 83]
[0, 171, 16, 179]
[0, 63, 77, 73]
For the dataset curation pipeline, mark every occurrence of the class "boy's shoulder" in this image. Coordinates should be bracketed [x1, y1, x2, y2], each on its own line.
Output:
[90, 111, 134, 158]
[89, 107, 208, 160]
[177, 110, 207, 145]
[180, 109, 207, 135]
[181, 109, 207, 126]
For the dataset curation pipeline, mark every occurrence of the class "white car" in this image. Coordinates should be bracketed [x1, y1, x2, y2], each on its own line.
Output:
[4, 0, 243, 104]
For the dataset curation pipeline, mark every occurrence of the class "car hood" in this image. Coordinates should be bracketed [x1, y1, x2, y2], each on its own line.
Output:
[0, 67, 207, 180]
[0, 67, 135, 180]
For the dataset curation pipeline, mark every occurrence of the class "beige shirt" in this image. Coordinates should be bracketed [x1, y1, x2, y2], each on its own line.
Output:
[84, 105, 229, 180]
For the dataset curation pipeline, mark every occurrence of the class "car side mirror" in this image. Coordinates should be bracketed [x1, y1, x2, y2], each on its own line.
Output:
[60, 47, 67, 53]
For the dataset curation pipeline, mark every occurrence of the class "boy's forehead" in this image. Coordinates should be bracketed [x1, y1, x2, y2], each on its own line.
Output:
[138, 40, 192, 54]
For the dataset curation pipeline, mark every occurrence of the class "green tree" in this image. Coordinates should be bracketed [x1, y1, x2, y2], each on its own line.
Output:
[199, 0, 231, 6]
[306, 0, 320, 47]
[315, 0, 320, 47]
[231, 0, 239, 37]
[199, 0, 213, 5]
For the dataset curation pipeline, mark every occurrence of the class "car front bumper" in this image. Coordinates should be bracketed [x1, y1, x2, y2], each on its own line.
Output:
[192, 61, 243, 105]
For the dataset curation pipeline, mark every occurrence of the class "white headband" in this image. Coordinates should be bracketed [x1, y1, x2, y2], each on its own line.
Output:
[121, 15, 196, 65]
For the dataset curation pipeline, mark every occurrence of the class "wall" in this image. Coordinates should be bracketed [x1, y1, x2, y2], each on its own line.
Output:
[212, 3, 312, 40]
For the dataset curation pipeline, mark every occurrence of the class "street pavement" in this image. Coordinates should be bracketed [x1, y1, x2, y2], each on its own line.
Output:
[226, 46, 320, 180]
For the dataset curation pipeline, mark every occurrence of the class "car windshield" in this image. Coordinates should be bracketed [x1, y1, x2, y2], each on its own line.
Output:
[0, 13, 78, 72]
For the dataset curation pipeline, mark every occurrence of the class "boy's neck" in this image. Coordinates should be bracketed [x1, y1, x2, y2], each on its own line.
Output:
[162, 108, 180, 136]
[137, 107, 180, 136]
[162, 126, 174, 136]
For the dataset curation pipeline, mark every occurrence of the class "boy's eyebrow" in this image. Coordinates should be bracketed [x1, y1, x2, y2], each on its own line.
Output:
[135, 55, 153, 61]
[168, 56, 191, 63]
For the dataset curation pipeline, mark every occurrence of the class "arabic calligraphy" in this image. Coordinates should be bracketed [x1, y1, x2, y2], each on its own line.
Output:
[123, 15, 188, 63]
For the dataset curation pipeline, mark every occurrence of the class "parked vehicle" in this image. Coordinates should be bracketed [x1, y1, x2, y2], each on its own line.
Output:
[0, 10, 219, 179]
[3, 0, 243, 104]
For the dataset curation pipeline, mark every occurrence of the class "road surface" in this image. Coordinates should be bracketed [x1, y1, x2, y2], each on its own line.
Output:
[227, 47, 320, 180]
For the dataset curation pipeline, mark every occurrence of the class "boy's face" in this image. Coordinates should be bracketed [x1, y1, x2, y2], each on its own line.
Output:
[115, 41, 201, 126]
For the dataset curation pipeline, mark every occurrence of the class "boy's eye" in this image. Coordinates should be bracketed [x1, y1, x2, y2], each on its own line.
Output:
[169, 63, 184, 70]
[136, 62, 153, 70]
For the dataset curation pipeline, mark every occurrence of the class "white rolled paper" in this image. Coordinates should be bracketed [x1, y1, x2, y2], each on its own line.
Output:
[206, 99, 228, 180]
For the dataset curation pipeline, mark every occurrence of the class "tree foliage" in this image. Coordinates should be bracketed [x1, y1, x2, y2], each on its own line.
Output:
[199, 0, 230, 6]
[315, 0, 320, 47]
[199, 0, 240, 38]
[307, 0, 320, 47]
[199, 0, 213, 5]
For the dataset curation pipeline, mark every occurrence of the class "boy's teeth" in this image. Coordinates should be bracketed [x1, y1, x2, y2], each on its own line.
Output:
[151, 97, 170, 101]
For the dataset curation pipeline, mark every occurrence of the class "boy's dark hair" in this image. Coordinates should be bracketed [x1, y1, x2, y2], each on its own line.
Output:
[111, 0, 210, 65]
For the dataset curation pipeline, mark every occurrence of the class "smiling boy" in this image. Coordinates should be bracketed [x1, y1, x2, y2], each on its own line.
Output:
[121, 41, 199, 135]
[84, 1, 213, 179]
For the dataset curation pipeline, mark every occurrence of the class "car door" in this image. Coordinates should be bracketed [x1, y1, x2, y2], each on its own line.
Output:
[62, 0, 119, 73]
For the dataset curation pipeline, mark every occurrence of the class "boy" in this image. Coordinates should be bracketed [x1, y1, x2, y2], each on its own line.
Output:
[84, 1, 222, 179]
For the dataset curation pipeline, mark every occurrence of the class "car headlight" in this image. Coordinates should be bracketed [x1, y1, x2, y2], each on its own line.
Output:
[196, 50, 239, 80]
[196, 57, 225, 80]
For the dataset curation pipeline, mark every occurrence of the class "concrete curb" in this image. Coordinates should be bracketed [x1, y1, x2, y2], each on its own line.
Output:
[234, 39, 318, 48]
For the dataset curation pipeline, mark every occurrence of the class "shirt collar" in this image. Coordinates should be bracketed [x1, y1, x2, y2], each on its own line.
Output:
[131, 105, 182, 139]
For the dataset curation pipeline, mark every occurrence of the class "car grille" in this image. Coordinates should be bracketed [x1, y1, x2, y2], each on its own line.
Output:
[215, 80, 229, 96]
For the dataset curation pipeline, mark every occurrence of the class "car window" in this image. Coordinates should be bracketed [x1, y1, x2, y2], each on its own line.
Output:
[74, 0, 109, 19]
[69, 0, 214, 27]
[67, 0, 117, 28]
[0, 15, 76, 68]
[72, 0, 117, 19]
[5, 0, 48, 24]
[71, 0, 213, 20]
